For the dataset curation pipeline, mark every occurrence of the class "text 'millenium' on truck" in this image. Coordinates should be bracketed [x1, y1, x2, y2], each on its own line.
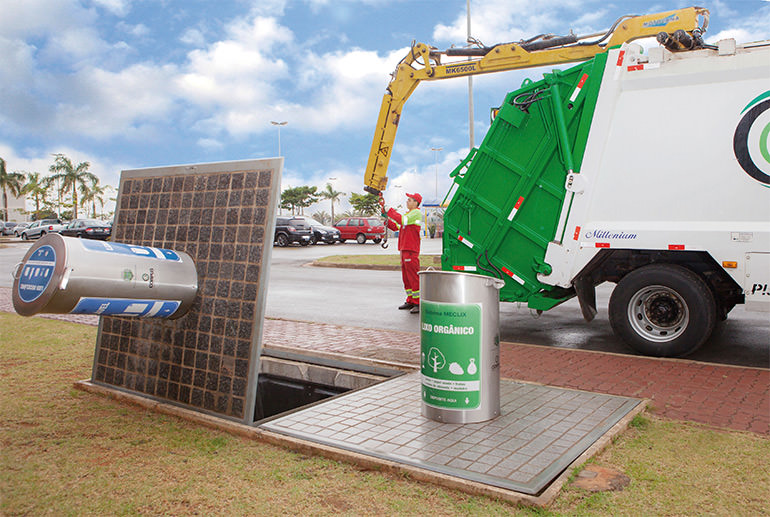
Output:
[441, 38, 770, 358]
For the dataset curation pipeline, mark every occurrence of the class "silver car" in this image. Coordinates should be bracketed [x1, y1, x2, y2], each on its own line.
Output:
[2, 221, 18, 236]
[20, 219, 64, 240]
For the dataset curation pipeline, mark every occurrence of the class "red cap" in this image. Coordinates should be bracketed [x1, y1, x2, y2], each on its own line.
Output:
[406, 192, 422, 205]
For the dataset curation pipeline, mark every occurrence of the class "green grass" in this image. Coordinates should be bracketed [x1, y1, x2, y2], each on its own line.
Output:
[1, 313, 768, 515]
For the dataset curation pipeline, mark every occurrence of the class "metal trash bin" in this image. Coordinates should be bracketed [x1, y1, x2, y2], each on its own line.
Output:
[12, 233, 198, 319]
[418, 270, 504, 423]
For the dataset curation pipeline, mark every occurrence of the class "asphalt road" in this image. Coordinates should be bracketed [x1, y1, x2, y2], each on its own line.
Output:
[2, 237, 768, 368]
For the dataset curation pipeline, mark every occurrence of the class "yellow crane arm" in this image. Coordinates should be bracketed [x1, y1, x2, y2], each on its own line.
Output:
[363, 7, 709, 195]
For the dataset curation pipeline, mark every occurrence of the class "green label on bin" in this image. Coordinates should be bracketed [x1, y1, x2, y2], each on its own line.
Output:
[421, 301, 482, 410]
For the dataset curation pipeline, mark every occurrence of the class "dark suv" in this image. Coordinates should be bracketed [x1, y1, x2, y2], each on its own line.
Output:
[274, 217, 312, 247]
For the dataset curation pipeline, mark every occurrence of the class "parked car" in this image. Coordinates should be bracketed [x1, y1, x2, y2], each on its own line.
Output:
[2, 221, 19, 236]
[334, 217, 385, 244]
[297, 216, 340, 245]
[274, 216, 313, 247]
[20, 219, 65, 240]
[59, 219, 112, 240]
[12, 222, 29, 237]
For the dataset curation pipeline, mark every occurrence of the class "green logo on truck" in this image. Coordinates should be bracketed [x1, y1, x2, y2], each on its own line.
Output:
[734, 91, 770, 187]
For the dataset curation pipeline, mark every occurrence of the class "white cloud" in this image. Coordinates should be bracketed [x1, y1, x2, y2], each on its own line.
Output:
[117, 21, 150, 38]
[707, 5, 770, 44]
[180, 28, 206, 47]
[92, 0, 131, 17]
[51, 63, 179, 138]
[291, 47, 403, 132]
[432, 0, 590, 46]
[0, 0, 95, 38]
[174, 16, 294, 137]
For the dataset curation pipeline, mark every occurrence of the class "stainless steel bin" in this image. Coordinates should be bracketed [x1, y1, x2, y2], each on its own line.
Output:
[419, 270, 504, 423]
[12, 233, 198, 319]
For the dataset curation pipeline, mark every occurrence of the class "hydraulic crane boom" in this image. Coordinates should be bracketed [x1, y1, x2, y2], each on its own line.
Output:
[363, 7, 709, 195]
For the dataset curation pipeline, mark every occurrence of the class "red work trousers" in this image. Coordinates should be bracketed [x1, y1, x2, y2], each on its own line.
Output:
[401, 250, 420, 305]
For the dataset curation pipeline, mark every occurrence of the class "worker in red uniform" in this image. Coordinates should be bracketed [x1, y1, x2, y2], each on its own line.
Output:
[381, 192, 423, 314]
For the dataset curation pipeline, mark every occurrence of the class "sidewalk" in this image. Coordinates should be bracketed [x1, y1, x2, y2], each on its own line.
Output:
[2, 287, 767, 435]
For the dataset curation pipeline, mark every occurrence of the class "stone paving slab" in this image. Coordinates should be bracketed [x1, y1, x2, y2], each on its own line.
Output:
[261, 372, 642, 495]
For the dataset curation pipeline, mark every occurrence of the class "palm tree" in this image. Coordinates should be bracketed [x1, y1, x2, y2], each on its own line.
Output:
[80, 178, 109, 218]
[0, 157, 25, 221]
[49, 154, 97, 219]
[312, 210, 330, 225]
[320, 183, 344, 224]
[21, 172, 49, 219]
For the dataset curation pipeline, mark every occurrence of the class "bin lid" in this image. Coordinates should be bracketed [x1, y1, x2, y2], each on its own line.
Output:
[418, 269, 505, 290]
[12, 233, 69, 316]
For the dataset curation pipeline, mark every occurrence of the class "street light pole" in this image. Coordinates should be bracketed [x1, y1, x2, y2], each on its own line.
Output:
[270, 121, 287, 157]
[467, 0, 475, 150]
[431, 147, 443, 200]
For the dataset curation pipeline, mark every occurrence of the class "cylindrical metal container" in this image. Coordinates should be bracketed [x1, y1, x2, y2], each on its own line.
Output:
[12, 233, 198, 319]
[418, 270, 504, 423]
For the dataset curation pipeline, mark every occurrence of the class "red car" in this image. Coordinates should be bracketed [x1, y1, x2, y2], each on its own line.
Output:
[334, 217, 385, 244]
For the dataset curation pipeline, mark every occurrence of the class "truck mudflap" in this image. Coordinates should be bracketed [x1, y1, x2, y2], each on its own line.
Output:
[441, 53, 608, 308]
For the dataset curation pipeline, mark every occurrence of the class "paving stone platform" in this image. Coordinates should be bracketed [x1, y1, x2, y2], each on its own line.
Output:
[261, 372, 642, 496]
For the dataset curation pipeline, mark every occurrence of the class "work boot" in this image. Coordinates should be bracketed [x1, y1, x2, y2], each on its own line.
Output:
[410, 305, 420, 314]
[398, 302, 415, 310]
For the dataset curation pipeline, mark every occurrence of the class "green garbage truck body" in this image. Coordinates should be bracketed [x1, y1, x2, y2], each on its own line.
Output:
[441, 41, 770, 357]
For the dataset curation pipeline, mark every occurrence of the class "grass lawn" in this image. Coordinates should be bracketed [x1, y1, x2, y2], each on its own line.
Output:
[1, 313, 768, 515]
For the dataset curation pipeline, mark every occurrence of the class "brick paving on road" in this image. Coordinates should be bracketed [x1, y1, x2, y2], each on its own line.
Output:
[2, 287, 767, 434]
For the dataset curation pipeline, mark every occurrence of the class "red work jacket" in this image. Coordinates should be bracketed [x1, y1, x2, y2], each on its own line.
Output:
[386, 207, 422, 253]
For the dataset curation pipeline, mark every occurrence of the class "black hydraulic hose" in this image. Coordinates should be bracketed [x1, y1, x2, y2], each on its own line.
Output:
[445, 47, 492, 57]
[475, 251, 503, 280]
[577, 14, 636, 46]
[520, 34, 578, 52]
[513, 88, 548, 113]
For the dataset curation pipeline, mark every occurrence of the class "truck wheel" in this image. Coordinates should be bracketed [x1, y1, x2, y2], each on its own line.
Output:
[609, 264, 716, 357]
[356, 233, 366, 244]
[276, 233, 289, 247]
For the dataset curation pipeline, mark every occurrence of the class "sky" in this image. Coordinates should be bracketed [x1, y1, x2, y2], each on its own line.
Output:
[2, 0, 769, 217]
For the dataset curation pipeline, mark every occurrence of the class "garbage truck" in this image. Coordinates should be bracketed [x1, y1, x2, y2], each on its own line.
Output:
[363, 7, 770, 357]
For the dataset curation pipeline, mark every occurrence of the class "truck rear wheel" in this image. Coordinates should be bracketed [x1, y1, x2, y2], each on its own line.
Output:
[609, 264, 716, 357]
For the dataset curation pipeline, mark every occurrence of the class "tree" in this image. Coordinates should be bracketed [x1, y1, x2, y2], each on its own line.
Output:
[311, 211, 330, 225]
[319, 183, 344, 224]
[280, 185, 319, 215]
[80, 177, 109, 218]
[349, 192, 381, 216]
[21, 172, 50, 220]
[0, 158, 25, 221]
[49, 154, 97, 219]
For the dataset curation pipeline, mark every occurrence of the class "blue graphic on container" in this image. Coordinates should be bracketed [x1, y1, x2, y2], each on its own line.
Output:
[71, 297, 181, 317]
[79, 239, 181, 261]
[18, 245, 57, 302]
